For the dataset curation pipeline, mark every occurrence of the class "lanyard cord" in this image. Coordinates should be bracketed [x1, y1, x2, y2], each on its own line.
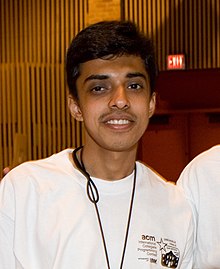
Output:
[72, 146, 137, 269]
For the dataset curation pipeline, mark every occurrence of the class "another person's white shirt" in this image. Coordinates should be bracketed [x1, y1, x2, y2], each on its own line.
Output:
[0, 149, 194, 268]
[177, 145, 220, 269]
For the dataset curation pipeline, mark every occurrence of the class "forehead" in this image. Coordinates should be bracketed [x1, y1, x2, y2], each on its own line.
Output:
[78, 55, 148, 80]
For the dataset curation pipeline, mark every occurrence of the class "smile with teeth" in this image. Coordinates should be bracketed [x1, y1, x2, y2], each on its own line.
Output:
[107, 119, 130, 125]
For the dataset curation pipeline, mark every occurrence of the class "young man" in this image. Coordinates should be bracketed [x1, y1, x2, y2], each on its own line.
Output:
[177, 145, 220, 268]
[0, 21, 194, 268]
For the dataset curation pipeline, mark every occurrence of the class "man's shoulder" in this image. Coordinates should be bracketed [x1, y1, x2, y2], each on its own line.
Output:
[178, 145, 220, 182]
[2, 148, 74, 184]
[189, 145, 220, 166]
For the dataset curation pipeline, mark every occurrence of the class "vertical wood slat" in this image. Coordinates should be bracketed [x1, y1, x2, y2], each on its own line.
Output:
[188, 0, 193, 68]
[165, 0, 169, 65]
[217, 0, 220, 67]
[5, 0, 10, 62]
[184, 0, 189, 64]
[147, 0, 152, 35]
[25, 64, 32, 161]
[160, 0, 166, 70]
[36, 66, 42, 157]
[41, 66, 47, 157]
[156, 0, 161, 68]
[212, 0, 216, 67]
[6, 66, 12, 166]
[1, 67, 8, 168]
[175, 0, 180, 51]
[46, 0, 50, 63]
[23, 0, 27, 62]
[54, 1, 61, 62]
[60, 66, 66, 149]
[36, 0, 41, 63]
[14, 1, 19, 63]
[11, 66, 16, 147]
[142, 1, 147, 34]
[30, 65, 36, 160]
[41, 1, 46, 62]
[207, 1, 211, 68]
[56, 66, 61, 150]
[193, 1, 197, 68]
[170, 0, 175, 51]
[29, 0, 33, 63]
[46, 66, 52, 156]
[0, 0, 5, 62]
[0, 69, 2, 169]
[202, 0, 207, 68]
[123, 0, 129, 20]
[197, 0, 202, 68]
[51, 66, 56, 153]
[51, 1, 55, 64]
[9, 0, 14, 62]
[17, 66, 22, 134]
[179, 0, 183, 52]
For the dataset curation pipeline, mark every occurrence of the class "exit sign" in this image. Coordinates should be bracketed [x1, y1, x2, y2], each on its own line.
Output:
[167, 54, 185, 70]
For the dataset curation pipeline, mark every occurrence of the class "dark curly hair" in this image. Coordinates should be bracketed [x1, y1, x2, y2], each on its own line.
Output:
[66, 20, 158, 99]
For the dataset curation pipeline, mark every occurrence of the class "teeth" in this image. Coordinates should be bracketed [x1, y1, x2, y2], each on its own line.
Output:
[107, 119, 129, 125]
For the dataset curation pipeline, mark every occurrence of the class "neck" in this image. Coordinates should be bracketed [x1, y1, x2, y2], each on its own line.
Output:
[78, 145, 137, 181]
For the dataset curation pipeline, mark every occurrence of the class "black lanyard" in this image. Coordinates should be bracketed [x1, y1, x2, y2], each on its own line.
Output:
[73, 146, 137, 269]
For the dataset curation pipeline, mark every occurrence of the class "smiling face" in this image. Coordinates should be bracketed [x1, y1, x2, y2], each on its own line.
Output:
[68, 55, 156, 153]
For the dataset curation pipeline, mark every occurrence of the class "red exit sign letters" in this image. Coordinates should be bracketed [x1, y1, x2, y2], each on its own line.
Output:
[167, 54, 185, 70]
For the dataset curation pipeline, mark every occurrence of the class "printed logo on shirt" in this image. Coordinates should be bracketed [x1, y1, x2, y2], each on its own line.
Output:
[137, 235, 180, 268]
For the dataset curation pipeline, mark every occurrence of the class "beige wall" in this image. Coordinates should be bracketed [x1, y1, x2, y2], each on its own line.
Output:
[88, 0, 121, 24]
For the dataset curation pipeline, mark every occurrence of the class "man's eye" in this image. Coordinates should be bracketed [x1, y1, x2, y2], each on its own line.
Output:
[128, 83, 142, 90]
[91, 86, 105, 92]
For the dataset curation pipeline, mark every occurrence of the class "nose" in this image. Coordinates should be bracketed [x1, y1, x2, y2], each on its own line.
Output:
[109, 86, 130, 110]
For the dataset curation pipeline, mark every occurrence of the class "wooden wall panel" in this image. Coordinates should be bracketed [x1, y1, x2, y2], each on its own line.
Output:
[122, 0, 220, 71]
[0, 0, 87, 174]
[138, 114, 189, 181]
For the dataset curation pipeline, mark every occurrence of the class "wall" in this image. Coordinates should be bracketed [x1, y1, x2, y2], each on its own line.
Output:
[123, 0, 220, 71]
[138, 69, 220, 181]
[0, 0, 121, 175]
[1, 0, 220, 180]
[122, 0, 220, 181]
[0, 0, 88, 174]
[139, 112, 220, 182]
[88, 0, 121, 23]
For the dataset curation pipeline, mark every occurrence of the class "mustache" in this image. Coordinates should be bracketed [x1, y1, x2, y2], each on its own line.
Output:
[99, 111, 137, 123]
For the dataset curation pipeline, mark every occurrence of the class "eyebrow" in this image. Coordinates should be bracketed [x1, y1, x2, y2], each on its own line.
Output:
[126, 72, 147, 79]
[84, 74, 109, 83]
[84, 72, 147, 83]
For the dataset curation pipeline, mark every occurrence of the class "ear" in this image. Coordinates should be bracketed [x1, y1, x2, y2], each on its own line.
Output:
[68, 95, 84, 121]
[148, 92, 156, 118]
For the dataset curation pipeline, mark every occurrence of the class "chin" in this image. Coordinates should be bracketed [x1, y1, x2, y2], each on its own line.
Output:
[103, 141, 138, 153]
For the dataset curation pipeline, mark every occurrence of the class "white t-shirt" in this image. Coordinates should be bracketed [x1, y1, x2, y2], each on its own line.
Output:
[0, 149, 194, 269]
[177, 145, 220, 269]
